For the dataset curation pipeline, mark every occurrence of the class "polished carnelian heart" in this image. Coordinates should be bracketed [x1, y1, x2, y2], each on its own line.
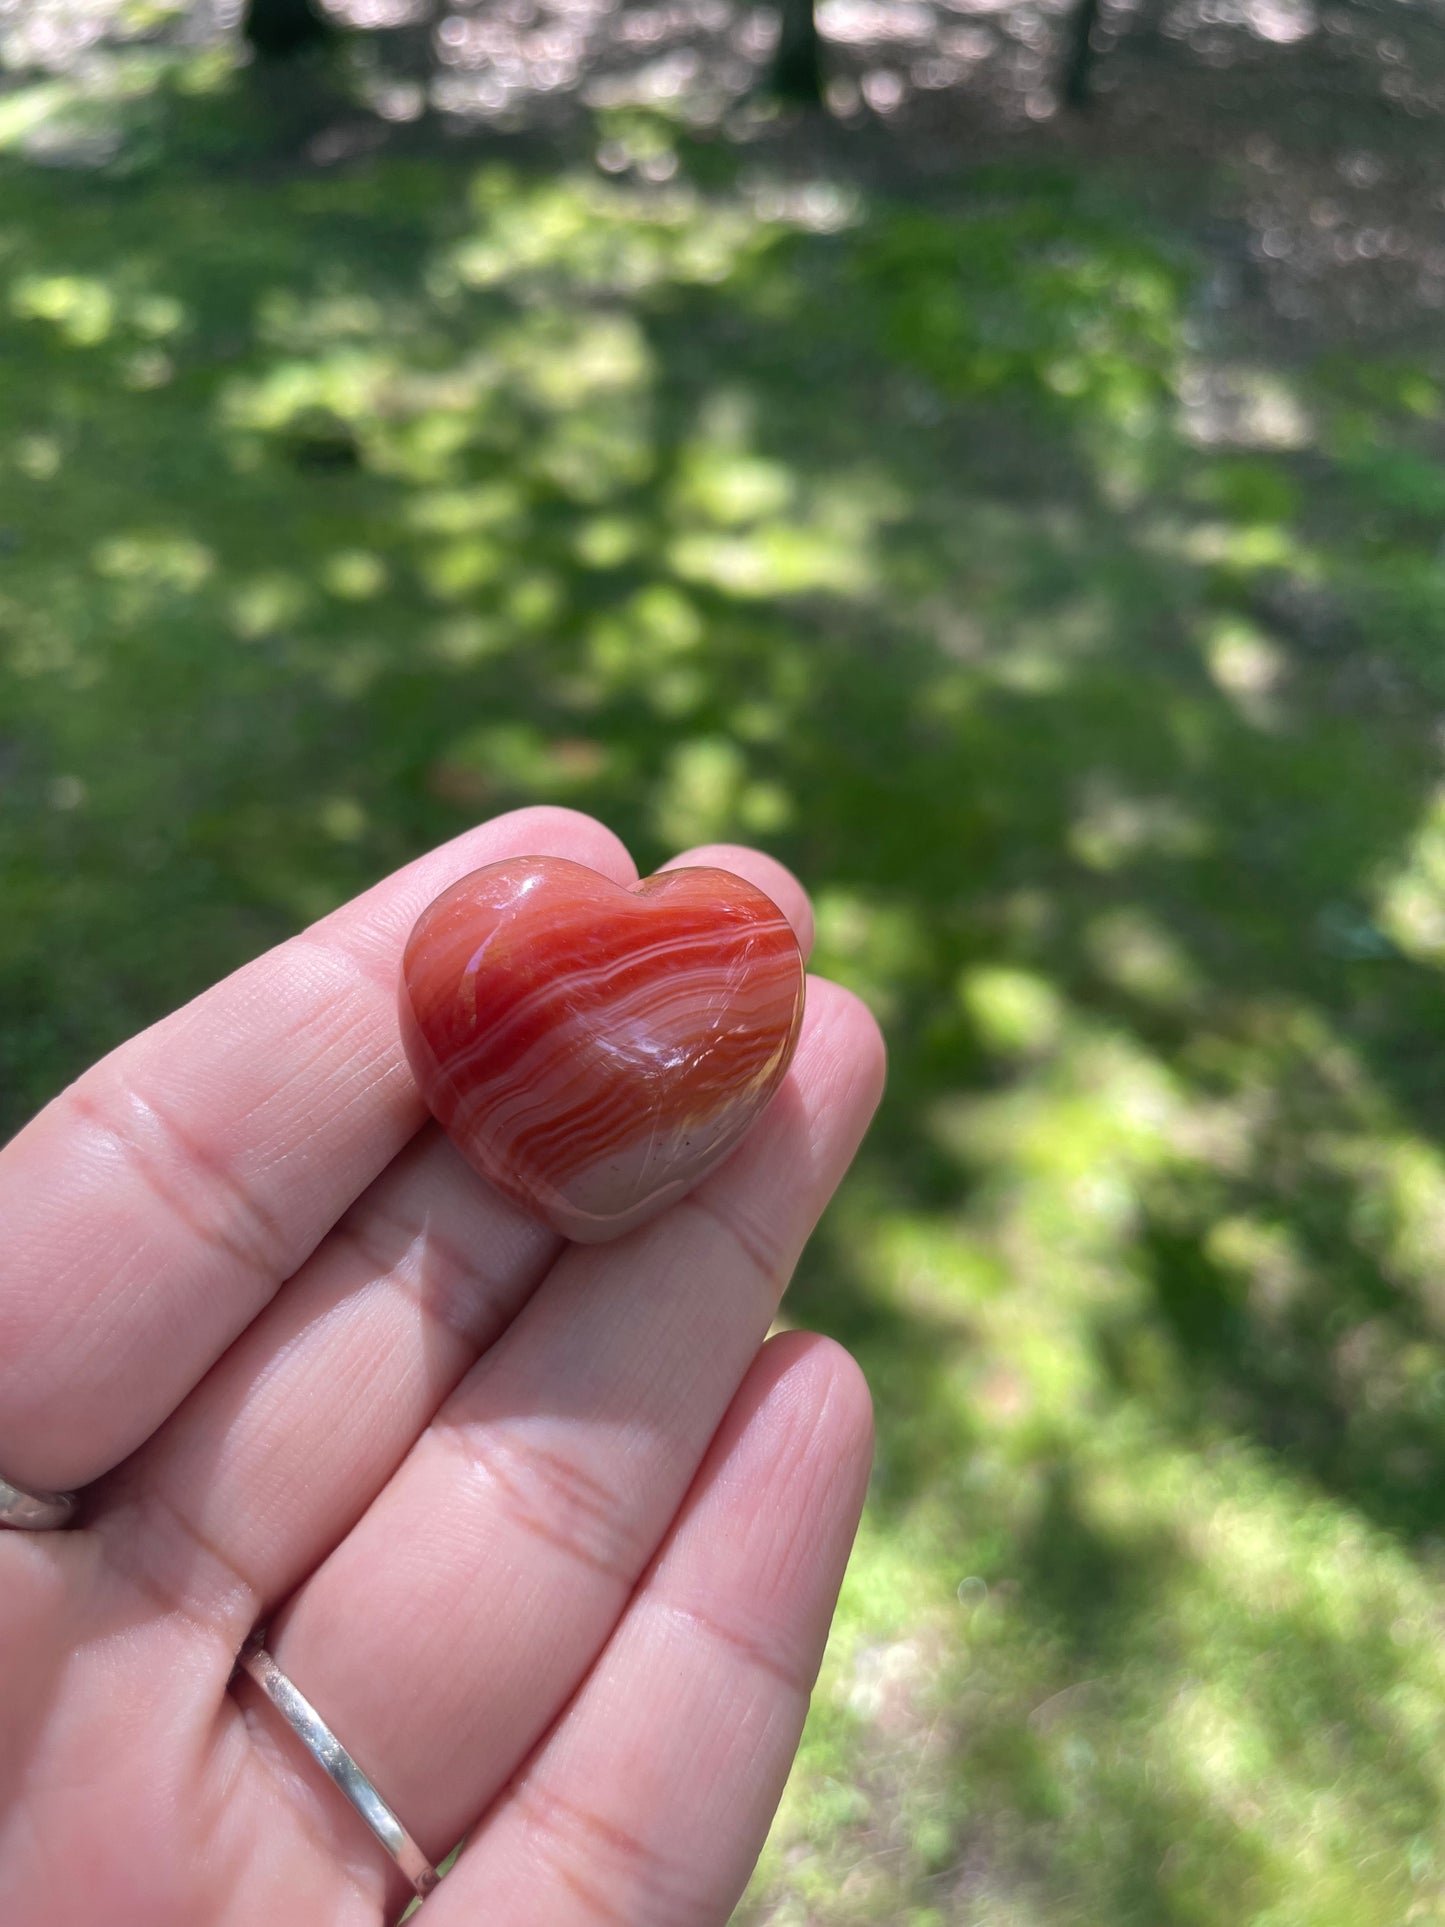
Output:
[399, 855, 806, 1242]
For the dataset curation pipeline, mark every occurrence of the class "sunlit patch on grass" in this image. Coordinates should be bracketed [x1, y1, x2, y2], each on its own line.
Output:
[1085, 907, 1203, 1009]
[418, 536, 507, 601]
[652, 736, 794, 846]
[1177, 360, 1316, 452]
[1203, 616, 1293, 730]
[431, 723, 616, 814]
[1068, 774, 1214, 872]
[669, 521, 873, 596]
[505, 571, 565, 630]
[11, 431, 64, 479]
[320, 550, 389, 601]
[11, 270, 187, 353]
[1204, 1213, 1310, 1318]
[446, 167, 767, 296]
[318, 794, 368, 843]
[120, 347, 175, 389]
[425, 613, 511, 666]
[677, 447, 797, 527]
[0, 81, 76, 154]
[959, 963, 1066, 1057]
[812, 890, 929, 1027]
[525, 312, 654, 409]
[219, 349, 395, 454]
[228, 572, 313, 640]
[1332, 1130, 1445, 1307]
[404, 485, 524, 536]
[931, 1028, 1182, 1254]
[91, 530, 215, 614]
[257, 287, 391, 350]
[1373, 783, 1445, 963]
[11, 272, 116, 344]
[572, 514, 645, 568]
[587, 583, 705, 689]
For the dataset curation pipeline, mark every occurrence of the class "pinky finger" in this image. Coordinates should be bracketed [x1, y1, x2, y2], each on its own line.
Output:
[420, 1331, 874, 1927]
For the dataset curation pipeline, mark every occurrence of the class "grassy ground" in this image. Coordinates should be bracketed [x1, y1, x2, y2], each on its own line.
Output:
[4, 42, 1445, 1925]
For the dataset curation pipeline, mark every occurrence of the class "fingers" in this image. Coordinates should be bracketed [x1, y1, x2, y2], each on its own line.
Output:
[424, 1332, 873, 1927]
[88, 841, 819, 1656]
[246, 979, 884, 1909]
[89, 1127, 561, 1645]
[0, 806, 636, 1492]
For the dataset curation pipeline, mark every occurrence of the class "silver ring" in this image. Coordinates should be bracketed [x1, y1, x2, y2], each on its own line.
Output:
[0, 1471, 78, 1531]
[236, 1637, 439, 1900]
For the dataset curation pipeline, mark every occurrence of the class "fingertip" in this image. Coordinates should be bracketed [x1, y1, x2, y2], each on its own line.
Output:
[702, 1330, 874, 1599]
[657, 845, 814, 960]
[482, 806, 639, 887]
[758, 1328, 876, 1470]
[351, 807, 639, 951]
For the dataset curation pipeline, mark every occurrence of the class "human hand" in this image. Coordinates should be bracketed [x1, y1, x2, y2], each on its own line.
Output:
[0, 808, 884, 1927]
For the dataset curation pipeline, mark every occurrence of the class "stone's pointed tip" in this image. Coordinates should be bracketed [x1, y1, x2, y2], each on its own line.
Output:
[400, 853, 805, 1244]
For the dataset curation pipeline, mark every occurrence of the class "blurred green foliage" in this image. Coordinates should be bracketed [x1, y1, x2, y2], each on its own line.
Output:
[4, 61, 1445, 1927]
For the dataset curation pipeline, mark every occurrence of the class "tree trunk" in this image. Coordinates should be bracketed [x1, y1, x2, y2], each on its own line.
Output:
[242, 0, 332, 59]
[1061, 0, 1101, 109]
[772, 0, 824, 104]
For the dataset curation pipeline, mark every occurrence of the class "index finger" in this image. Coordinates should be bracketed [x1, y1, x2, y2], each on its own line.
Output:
[0, 807, 636, 1493]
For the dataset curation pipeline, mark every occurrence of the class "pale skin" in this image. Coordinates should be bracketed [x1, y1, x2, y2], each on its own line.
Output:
[0, 806, 886, 1927]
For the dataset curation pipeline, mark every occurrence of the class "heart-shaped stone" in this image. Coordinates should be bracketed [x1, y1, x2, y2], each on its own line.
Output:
[400, 855, 806, 1242]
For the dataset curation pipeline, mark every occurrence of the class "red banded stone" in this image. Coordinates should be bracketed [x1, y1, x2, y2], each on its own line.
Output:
[400, 855, 805, 1242]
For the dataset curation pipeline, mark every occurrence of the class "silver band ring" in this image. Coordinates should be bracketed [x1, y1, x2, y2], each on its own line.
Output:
[237, 1637, 440, 1900]
[0, 1472, 78, 1531]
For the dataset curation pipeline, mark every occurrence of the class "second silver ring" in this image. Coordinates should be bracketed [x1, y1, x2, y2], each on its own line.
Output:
[237, 1636, 440, 1901]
